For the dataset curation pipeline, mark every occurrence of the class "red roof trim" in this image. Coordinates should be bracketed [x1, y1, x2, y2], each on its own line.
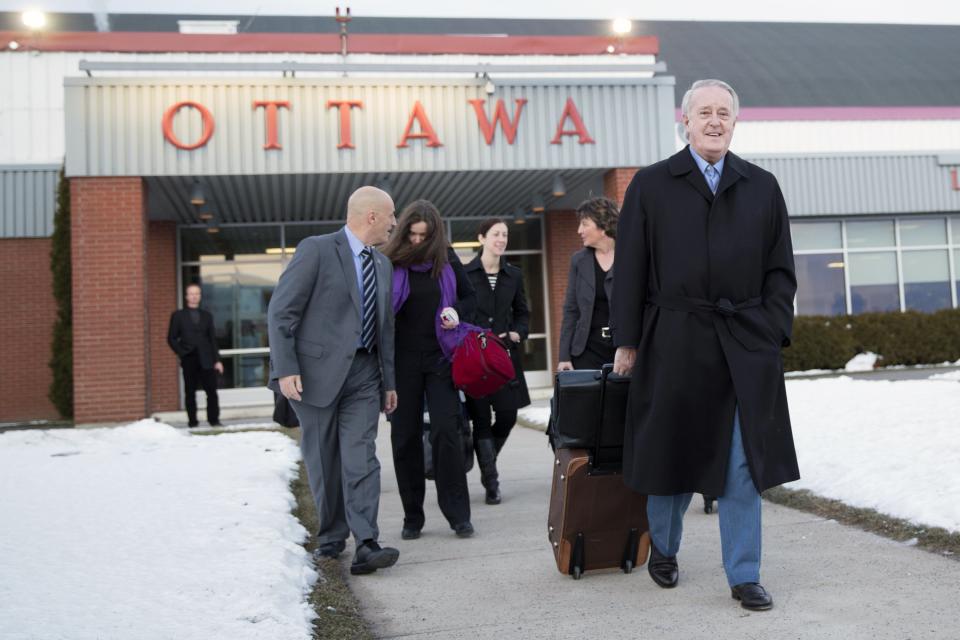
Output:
[1, 31, 659, 55]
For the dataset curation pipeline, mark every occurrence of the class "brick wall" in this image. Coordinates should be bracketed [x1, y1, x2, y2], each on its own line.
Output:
[544, 210, 580, 370]
[603, 167, 639, 206]
[0, 238, 59, 422]
[71, 177, 149, 424]
[147, 221, 179, 413]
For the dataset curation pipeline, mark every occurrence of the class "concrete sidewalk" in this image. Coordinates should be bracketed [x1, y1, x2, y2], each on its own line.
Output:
[338, 419, 958, 640]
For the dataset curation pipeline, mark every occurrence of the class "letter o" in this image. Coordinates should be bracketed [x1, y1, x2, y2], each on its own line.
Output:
[162, 101, 215, 150]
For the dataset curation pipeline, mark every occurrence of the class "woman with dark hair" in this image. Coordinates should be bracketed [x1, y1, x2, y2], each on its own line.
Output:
[558, 196, 619, 371]
[463, 218, 531, 505]
[381, 200, 478, 539]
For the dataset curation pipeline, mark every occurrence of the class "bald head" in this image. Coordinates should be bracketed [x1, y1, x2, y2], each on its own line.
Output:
[348, 186, 393, 220]
[346, 186, 396, 246]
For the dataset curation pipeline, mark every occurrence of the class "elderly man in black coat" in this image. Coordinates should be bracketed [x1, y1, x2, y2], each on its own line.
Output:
[611, 79, 799, 611]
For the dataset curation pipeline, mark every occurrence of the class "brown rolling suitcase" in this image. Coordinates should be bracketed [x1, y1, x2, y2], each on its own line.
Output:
[547, 365, 650, 579]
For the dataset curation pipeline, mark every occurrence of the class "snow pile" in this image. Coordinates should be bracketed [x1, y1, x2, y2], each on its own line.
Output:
[0, 420, 315, 640]
[844, 351, 879, 371]
[787, 377, 960, 533]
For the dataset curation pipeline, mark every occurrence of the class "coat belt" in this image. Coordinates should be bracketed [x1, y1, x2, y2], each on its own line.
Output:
[648, 294, 762, 316]
[647, 294, 765, 351]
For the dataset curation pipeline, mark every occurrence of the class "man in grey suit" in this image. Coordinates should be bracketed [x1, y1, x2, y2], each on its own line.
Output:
[268, 186, 399, 576]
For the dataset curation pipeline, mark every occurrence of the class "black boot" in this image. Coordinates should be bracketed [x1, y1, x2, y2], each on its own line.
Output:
[475, 438, 501, 505]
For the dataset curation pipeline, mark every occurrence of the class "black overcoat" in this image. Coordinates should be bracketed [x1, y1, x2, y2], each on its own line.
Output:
[611, 147, 800, 495]
[464, 255, 532, 408]
[167, 308, 221, 370]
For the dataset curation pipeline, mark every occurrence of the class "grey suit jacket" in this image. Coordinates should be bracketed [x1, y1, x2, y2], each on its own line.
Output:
[267, 227, 396, 409]
[558, 247, 613, 361]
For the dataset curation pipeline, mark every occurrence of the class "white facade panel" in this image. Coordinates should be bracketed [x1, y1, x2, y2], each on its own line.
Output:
[63, 77, 676, 177]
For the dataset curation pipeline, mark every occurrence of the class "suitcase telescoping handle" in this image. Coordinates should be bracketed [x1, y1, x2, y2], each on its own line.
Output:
[590, 363, 624, 472]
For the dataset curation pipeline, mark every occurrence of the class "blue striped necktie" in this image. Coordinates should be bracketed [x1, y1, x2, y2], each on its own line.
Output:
[705, 164, 719, 194]
[360, 247, 377, 351]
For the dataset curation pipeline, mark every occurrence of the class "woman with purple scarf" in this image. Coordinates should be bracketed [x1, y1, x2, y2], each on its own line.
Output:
[381, 200, 478, 540]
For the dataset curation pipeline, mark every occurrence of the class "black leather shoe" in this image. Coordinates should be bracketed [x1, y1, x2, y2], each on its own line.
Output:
[350, 540, 399, 575]
[485, 487, 502, 505]
[314, 541, 346, 560]
[401, 526, 421, 540]
[187, 421, 199, 428]
[453, 522, 475, 538]
[209, 421, 223, 427]
[647, 544, 679, 588]
[731, 583, 773, 611]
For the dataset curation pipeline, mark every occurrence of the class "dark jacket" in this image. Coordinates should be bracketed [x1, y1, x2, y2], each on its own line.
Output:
[558, 247, 613, 362]
[167, 307, 221, 370]
[464, 255, 531, 408]
[612, 147, 799, 495]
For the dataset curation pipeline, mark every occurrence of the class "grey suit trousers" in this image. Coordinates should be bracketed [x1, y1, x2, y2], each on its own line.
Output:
[291, 350, 382, 545]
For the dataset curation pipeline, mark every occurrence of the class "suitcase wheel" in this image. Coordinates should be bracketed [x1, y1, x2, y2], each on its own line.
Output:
[571, 565, 582, 580]
[622, 559, 633, 574]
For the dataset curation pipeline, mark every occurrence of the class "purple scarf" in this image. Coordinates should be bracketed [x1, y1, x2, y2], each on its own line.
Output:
[392, 261, 480, 360]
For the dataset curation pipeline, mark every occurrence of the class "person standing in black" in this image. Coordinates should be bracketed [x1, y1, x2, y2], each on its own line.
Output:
[167, 283, 223, 427]
[463, 218, 531, 505]
[557, 197, 619, 371]
[382, 200, 477, 540]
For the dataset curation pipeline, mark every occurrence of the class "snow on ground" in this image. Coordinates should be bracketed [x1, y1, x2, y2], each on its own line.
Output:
[519, 375, 960, 533]
[0, 420, 315, 640]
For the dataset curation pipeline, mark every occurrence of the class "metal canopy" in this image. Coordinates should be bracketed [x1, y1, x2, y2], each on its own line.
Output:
[146, 168, 605, 224]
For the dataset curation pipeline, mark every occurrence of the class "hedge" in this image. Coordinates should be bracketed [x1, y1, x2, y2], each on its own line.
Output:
[783, 309, 960, 372]
[48, 167, 73, 418]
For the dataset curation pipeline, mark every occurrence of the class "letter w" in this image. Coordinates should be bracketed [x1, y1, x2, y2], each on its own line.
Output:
[468, 99, 528, 145]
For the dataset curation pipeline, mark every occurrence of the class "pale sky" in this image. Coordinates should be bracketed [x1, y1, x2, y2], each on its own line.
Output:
[3, 0, 960, 25]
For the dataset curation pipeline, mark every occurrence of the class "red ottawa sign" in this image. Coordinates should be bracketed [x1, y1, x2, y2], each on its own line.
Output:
[161, 97, 595, 151]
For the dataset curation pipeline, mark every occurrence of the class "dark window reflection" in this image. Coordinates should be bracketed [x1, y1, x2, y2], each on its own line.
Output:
[181, 226, 280, 262]
[849, 252, 900, 313]
[795, 253, 846, 315]
[284, 223, 343, 255]
[219, 355, 270, 389]
[902, 250, 951, 312]
[449, 218, 542, 251]
[520, 337, 548, 372]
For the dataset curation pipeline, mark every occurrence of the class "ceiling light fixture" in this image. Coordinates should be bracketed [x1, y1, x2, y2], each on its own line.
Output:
[531, 193, 545, 213]
[552, 175, 567, 198]
[189, 181, 206, 206]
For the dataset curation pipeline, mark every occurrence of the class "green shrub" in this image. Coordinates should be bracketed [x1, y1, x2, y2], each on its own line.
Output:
[784, 308, 960, 372]
[48, 167, 72, 418]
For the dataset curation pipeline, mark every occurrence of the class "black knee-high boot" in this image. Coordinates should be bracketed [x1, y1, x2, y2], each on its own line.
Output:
[475, 438, 501, 505]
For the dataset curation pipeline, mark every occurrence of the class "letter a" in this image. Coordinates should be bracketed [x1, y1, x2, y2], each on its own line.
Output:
[397, 101, 443, 148]
[550, 98, 595, 145]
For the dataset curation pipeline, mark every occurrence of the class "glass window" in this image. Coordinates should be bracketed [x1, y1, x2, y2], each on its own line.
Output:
[846, 220, 895, 249]
[181, 262, 282, 352]
[220, 354, 271, 390]
[794, 253, 846, 315]
[520, 337, 548, 372]
[283, 222, 343, 256]
[181, 226, 281, 263]
[848, 252, 900, 313]
[952, 217, 960, 244]
[791, 221, 842, 251]
[900, 218, 946, 247]
[902, 250, 951, 312]
[955, 249, 960, 305]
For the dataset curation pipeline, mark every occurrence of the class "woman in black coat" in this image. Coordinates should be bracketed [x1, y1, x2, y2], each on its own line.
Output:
[557, 197, 620, 371]
[382, 200, 478, 540]
[463, 218, 531, 505]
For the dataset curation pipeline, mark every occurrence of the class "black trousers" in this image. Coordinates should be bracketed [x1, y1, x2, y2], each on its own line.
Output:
[391, 348, 470, 529]
[571, 330, 616, 370]
[181, 354, 219, 425]
[465, 385, 517, 443]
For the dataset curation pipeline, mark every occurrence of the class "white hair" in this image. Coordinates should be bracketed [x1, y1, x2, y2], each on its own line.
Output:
[680, 79, 740, 118]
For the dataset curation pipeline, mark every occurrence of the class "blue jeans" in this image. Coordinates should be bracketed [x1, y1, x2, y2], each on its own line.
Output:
[646, 409, 762, 586]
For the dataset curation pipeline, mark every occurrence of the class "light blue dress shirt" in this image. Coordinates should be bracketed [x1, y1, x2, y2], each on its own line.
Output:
[689, 146, 725, 194]
[342, 225, 367, 348]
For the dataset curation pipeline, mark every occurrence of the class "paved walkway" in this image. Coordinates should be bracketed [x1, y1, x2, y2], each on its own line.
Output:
[339, 419, 958, 640]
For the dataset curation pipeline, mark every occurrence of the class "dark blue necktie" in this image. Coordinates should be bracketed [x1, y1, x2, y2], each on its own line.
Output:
[360, 247, 377, 351]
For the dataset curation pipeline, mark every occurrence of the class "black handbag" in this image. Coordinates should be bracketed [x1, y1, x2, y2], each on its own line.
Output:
[272, 391, 300, 428]
[547, 366, 629, 460]
[423, 396, 475, 479]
